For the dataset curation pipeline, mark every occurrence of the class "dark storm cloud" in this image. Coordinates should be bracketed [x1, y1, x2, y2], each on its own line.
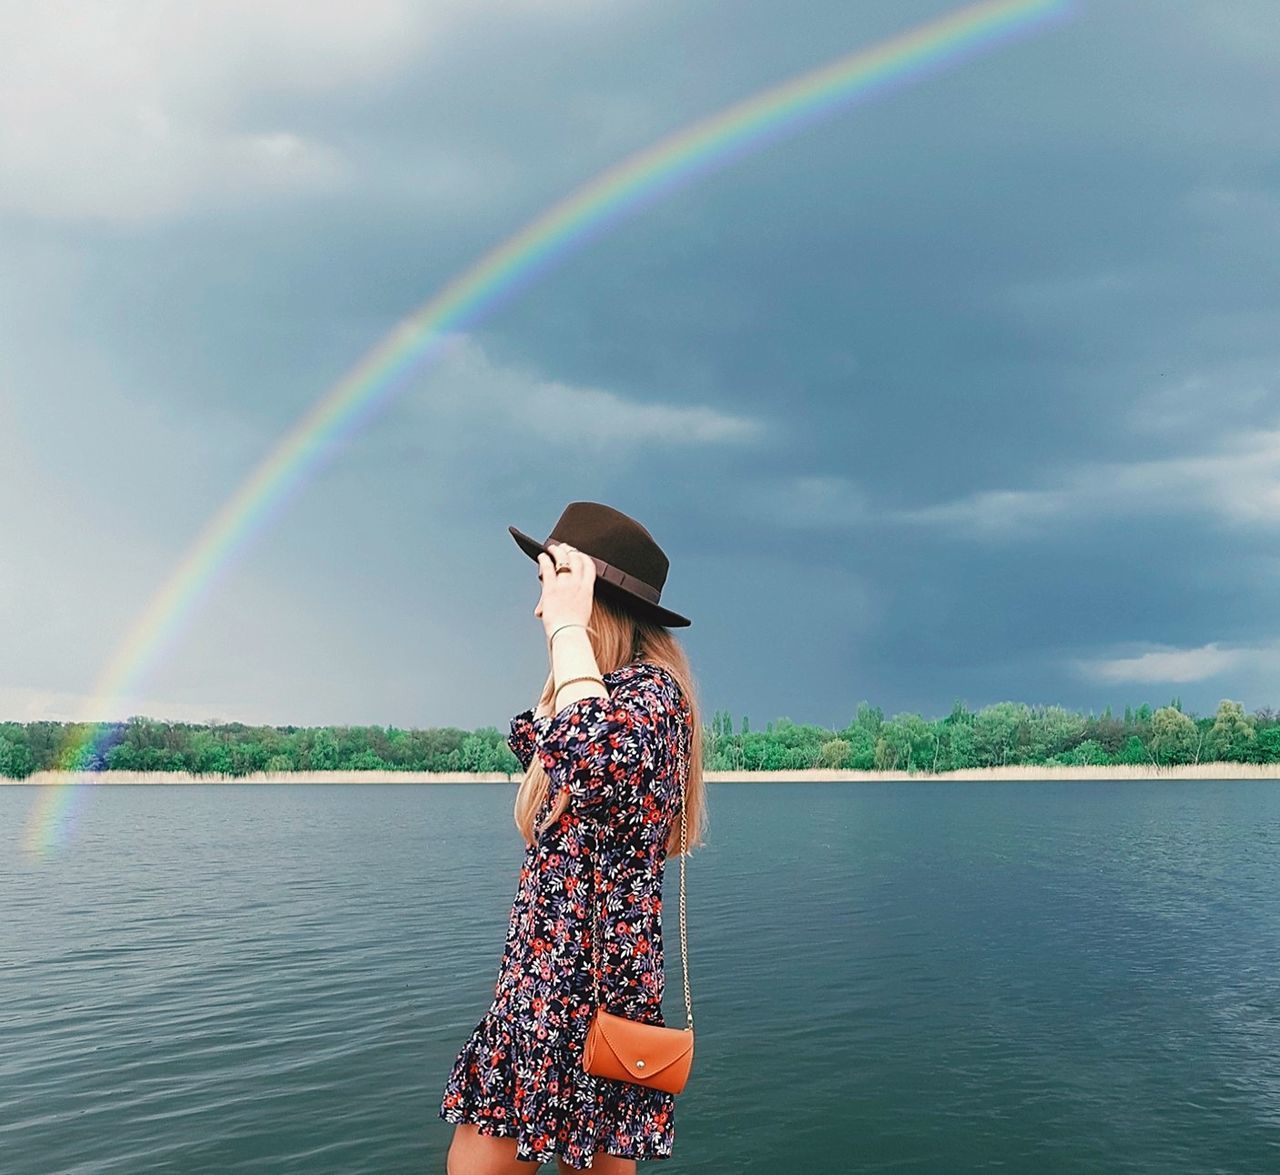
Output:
[3, 0, 1278, 725]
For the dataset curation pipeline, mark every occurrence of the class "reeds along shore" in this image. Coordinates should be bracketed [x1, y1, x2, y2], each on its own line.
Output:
[5, 763, 1280, 785]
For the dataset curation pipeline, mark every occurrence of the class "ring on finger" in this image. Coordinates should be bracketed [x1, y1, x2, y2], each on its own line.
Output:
[550, 542, 574, 572]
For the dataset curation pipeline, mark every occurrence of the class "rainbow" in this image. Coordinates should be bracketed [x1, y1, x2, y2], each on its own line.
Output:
[21, 0, 1072, 857]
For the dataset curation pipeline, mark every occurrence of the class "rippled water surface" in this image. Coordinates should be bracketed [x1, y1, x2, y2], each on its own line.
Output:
[4, 780, 1280, 1173]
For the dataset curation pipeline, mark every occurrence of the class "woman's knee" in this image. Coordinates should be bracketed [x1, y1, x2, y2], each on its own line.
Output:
[447, 1122, 544, 1174]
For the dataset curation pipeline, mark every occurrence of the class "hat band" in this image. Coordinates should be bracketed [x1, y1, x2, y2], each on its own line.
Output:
[553, 542, 661, 605]
[595, 558, 660, 604]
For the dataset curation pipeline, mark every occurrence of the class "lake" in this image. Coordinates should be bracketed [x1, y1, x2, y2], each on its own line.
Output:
[4, 780, 1279, 1173]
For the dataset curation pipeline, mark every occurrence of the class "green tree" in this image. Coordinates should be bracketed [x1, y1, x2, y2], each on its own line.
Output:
[943, 699, 974, 727]
[1207, 700, 1256, 762]
[938, 721, 978, 771]
[1026, 705, 1087, 761]
[875, 714, 933, 771]
[1054, 738, 1110, 766]
[349, 748, 390, 771]
[308, 729, 341, 771]
[842, 725, 877, 770]
[459, 733, 501, 773]
[1117, 735, 1151, 766]
[817, 738, 851, 769]
[1084, 713, 1127, 756]
[193, 736, 233, 775]
[1150, 706, 1198, 765]
[1255, 725, 1280, 764]
[853, 702, 883, 734]
[972, 702, 1030, 767]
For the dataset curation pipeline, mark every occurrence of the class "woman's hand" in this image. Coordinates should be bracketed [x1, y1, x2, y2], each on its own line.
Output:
[534, 541, 597, 643]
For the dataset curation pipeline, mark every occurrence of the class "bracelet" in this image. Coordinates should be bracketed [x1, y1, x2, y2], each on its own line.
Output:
[554, 675, 607, 701]
[548, 622, 587, 647]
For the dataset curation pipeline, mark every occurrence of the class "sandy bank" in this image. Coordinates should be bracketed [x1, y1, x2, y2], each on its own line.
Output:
[3, 763, 1279, 785]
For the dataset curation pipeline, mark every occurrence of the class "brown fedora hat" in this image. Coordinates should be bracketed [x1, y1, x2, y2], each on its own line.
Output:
[509, 501, 691, 628]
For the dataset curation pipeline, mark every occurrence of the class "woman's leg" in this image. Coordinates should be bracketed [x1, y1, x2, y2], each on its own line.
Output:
[554, 1155, 636, 1175]
[446, 1123, 545, 1174]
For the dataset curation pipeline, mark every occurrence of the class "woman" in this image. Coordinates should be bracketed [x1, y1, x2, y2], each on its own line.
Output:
[440, 502, 706, 1173]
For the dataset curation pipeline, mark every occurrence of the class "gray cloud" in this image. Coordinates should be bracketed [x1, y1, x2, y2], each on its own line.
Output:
[5, 0, 1280, 727]
[1072, 641, 1262, 687]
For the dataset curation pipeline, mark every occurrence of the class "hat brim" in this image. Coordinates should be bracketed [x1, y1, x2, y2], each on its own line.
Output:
[508, 524, 691, 627]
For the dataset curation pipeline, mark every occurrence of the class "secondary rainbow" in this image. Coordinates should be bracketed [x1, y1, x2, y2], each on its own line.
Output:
[22, 0, 1072, 856]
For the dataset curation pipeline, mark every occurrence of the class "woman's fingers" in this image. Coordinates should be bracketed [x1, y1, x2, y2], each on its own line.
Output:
[559, 544, 596, 600]
[546, 542, 595, 584]
[573, 545, 596, 585]
[538, 542, 595, 628]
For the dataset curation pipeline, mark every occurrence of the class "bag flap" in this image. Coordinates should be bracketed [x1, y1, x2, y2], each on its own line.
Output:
[594, 1011, 693, 1080]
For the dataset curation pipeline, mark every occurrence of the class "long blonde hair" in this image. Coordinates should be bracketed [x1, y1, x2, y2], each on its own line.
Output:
[514, 585, 707, 856]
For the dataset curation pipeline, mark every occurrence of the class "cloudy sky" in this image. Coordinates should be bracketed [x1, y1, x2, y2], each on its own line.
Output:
[3, 0, 1278, 731]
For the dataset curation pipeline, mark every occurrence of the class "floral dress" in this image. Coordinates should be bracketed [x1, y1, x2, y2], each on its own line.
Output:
[439, 659, 693, 1168]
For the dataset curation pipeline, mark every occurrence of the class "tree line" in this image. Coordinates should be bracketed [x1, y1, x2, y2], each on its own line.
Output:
[709, 698, 1280, 772]
[1, 696, 1277, 778]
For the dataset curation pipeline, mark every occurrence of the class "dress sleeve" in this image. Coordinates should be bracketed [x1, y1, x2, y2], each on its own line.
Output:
[507, 707, 538, 771]
[527, 675, 661, 821]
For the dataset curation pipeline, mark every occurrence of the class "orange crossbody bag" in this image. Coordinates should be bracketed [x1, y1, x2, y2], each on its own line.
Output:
[581, 764, 694, 1095]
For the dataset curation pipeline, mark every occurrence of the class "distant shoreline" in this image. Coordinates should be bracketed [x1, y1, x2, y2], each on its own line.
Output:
[4, 763, 1279, 785]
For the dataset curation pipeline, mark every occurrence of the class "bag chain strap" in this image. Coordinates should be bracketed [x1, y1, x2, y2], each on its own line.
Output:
[589, 730, 692, 1030]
